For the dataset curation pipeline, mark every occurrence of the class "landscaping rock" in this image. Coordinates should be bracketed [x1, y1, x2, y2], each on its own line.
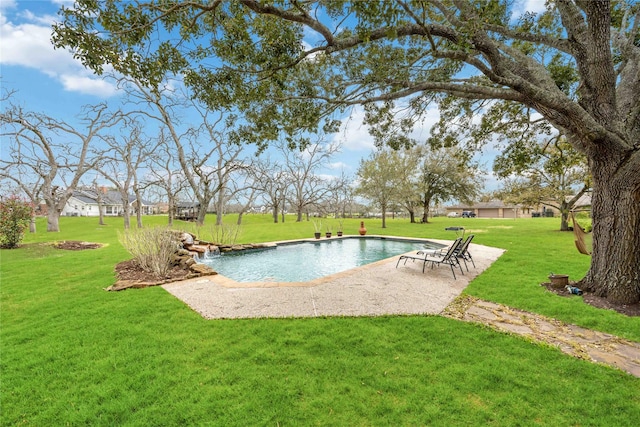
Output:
[189, 264, 217, 276]
[188, 244, 209, 254]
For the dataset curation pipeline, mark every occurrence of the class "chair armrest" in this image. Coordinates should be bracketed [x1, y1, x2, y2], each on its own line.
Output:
[417, 249, 444, 257]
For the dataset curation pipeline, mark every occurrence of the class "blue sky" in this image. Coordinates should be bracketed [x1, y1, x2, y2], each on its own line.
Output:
[1, 0, 547, 191]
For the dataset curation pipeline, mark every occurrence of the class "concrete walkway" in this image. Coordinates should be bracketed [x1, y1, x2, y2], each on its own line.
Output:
[163, 239, 640, 377]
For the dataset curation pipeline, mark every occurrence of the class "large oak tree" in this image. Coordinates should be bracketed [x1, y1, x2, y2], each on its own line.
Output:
[53, 1, 640, 304]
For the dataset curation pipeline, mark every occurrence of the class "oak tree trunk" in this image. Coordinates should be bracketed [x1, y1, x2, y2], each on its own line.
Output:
[46, 210, 60, 232]
[421, 196, 431, 223]
[122, 200, 131, 230]
[559, 201, 570, 232]
[46, 199, 61, 232]
[196, 206, 207, 226]
[381, 201, 387, 228]
[167, 195, 175, 227]
[579, 155, 640, 304]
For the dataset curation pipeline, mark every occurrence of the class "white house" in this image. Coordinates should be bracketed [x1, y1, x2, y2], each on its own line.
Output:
[62, 189, 157, 217]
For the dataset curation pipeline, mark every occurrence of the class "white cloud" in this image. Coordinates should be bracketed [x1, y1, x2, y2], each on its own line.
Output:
[326, 161, 349, 170]
[51, 0, 75, 6]
[331, 107, 376, 151]
[521, 0, 547, 14]
[511, 0, 547, 20]
[0, 0, 16, 11]
[60, 74, 117, 97]
[331, 103, 442, 151]
[317, 173, 339, 182]
[0, 7, 117, 97]
[408, 105, 441, 142]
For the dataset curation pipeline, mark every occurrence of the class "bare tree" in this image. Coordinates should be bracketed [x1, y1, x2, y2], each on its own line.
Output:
[97, 123, 157, 229]
[91, 178, 106, 226]
[0, 103, 124, 232]
[224, 160, 260, 225]
[252, 158, 289, 223]
[143, 128, 188, 227]
[325, 171, 353, 219]
[120, 77, 245, 226]
[278, 137, 340, 222]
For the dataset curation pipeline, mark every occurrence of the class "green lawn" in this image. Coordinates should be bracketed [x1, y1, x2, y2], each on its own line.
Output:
[2, 215, 638, 426]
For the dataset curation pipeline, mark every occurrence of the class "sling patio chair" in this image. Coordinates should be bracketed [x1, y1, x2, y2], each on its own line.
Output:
[396, 237, 464, 279]
[420, 234, 476, 271]
[454, 234, 476, 271]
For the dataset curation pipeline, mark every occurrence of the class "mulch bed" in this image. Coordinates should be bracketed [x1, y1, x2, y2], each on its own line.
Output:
[114, 259, 193, 284]
[541, 282, 640, 317]
[54, 240, 103, 250]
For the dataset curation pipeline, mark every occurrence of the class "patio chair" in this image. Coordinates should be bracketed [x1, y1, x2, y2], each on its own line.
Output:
[421, 235, 475, 271]
[423, 238, 466, 279]
[454, 234, 476, 271]
[396, 237, 464, 279]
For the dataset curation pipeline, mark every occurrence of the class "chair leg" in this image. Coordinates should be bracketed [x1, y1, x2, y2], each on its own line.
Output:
[422, 259, 430, 273]
[396, 256, 412, 268]
[459, 256, 469, 272]
[449, 258, 463, 276]
[468, 255, 475, 269]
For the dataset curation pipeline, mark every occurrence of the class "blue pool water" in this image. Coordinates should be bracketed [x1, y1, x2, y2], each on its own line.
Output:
[199, 237, 444, 282]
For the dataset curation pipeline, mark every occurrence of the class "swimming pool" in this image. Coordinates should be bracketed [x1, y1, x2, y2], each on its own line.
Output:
[199, 236, 444, 283]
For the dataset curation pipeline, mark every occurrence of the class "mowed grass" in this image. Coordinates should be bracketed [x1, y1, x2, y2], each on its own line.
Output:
[2, 215, 639, 426]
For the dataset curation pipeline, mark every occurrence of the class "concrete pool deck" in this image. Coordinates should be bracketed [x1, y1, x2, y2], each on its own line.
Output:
[162, 238, 505, 320]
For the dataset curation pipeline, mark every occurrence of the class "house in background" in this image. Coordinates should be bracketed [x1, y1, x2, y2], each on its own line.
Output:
[446, 200, 525, 218]
[174, 202, 200, 221]
[447, 193, 592, 219]
[61, 188, 157, 217]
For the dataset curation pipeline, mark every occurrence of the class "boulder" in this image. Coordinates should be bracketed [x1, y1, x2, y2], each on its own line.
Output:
[189, 263, 217, 276]
[181, 257, 197, 268]
[188, 244, 209, 254]
[180, 232, 195, 245]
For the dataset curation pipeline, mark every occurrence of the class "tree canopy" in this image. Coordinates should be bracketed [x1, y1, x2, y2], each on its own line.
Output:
[53, 1, 640, 304]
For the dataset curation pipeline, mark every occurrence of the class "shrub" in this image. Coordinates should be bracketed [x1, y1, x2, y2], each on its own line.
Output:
[118, 227, 180, 277]
[198, 223, 241, 245]
[0, 196, 33, 249]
